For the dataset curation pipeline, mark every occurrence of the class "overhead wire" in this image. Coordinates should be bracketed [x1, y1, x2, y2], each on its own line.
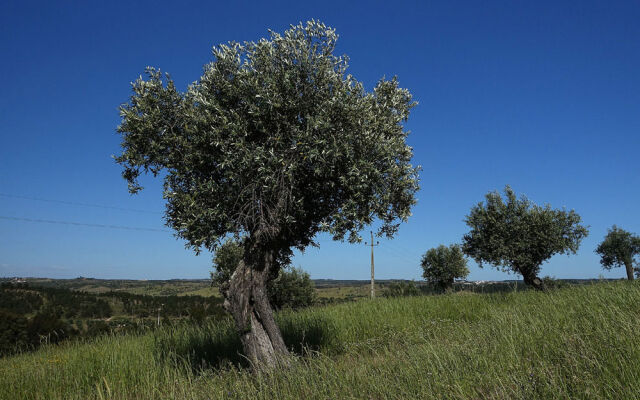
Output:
[0, 215, 171, 233]
[0, 193, 421, 259]
[0, 192, 162, 214]
[378, 245, 418, 266]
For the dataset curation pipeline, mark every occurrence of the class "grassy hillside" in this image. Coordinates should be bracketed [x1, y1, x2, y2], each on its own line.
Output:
[1, 281, 639, 399]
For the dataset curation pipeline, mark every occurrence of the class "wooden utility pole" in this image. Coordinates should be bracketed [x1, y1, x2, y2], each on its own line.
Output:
[365, 231, 379, 299]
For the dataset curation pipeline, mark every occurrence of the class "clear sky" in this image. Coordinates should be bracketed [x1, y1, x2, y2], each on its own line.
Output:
[1, 0, 638, 281]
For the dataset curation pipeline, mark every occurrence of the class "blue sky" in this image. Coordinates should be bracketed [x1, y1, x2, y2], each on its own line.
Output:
[1, 0, 638, 281]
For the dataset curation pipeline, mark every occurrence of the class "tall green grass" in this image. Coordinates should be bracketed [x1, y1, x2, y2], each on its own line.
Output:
[1, 281, 640, 399]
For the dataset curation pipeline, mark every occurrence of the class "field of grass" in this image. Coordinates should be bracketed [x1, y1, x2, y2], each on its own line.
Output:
[2, 281, 640, 399]
[14, 278, 216, 297]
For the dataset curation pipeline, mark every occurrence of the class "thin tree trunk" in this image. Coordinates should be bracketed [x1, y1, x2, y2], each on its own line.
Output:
[624, 261, 635, 281]
[222, 249, 289, 369]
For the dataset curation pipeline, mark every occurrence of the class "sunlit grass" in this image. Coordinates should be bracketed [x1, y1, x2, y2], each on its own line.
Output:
[2, 281, 639, 399]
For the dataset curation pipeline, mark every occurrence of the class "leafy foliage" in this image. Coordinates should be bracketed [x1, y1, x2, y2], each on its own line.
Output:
[0, 283, 111, 319]
[212, 240, 316, 309]
[541, 276, 570, 290]
[462, 186, 588, 287]
[0, 283, 226, 357]
[421, 244, 469, 290]
[115, 291, 224, 319]
[595, 225, 640, 279]
[0, 310, 29, 356]
[0, 286, 43, 314]
[268, 267, 317, 310]
[382, 281, 420, 297]
[115, 20, 419, 264]
[0, 306, 74, 357]
[210, 239, 244, 288]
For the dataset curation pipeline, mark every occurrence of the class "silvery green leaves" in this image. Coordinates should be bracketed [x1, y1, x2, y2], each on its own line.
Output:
[462, 186, 588, 286]
[421, 244, 469, 290]
[116, 20, 419, 256]
[595, 226, 640, 280]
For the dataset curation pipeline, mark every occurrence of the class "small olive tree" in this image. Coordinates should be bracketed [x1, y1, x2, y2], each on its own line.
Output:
[382, 281, 420, 297]
[116, 21, 419, 367]
[595, 225, 640, 281]
[421, 244, 469, 291]
[462, 186, 588, 290]
[268, 267, 316, 310]
[210, 239, 244, 288]
[212, 239, 316, 309]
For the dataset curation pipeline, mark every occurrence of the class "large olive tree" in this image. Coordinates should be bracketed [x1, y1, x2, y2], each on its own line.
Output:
[462, 186, 588, 290]
[116, 21, 419, 367]
[595, 225, 640, 281]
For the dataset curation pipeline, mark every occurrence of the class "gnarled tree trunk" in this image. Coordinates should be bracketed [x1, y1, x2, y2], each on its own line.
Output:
[624, 261, 635, 281]
[523, 273, 545, 291]
[222, 248, 289, 369]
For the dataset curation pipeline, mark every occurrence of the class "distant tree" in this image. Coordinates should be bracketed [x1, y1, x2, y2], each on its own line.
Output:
[462, 186, 588, 290]
[421, 244, 469, 291]
[27, 308, 73, 346]
[540, 276, 569, 290]
[212, 239, 316, 309]
[210, 239, 245, 289]
[382, 281, 420, 297]
[595, 225, 640, 281]
[0, 310, 29, 356]
[116, 21, 419, 366]
[267, 267, 316, 310]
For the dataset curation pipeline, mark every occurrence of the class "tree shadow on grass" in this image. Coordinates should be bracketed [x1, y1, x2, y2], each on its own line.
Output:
[153, 318, 245, 372]
[279, 313, 341, 356]
[153, 314, 340, 373]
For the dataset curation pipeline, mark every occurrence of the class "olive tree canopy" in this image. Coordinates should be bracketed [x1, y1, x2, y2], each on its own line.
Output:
[595, 225, 640, 281]
[462, 186, 588, 290]
[421, 244, 469, 291]
[115, 21, 419, 367]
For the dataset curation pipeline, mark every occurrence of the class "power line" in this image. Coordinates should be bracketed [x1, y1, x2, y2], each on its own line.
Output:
[378, 245, 418, 266]
[384, 241, 419, 259]
[0, 215, 171, 233]
[383, 240, 417, 255]
[0, 193, 162, 214]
